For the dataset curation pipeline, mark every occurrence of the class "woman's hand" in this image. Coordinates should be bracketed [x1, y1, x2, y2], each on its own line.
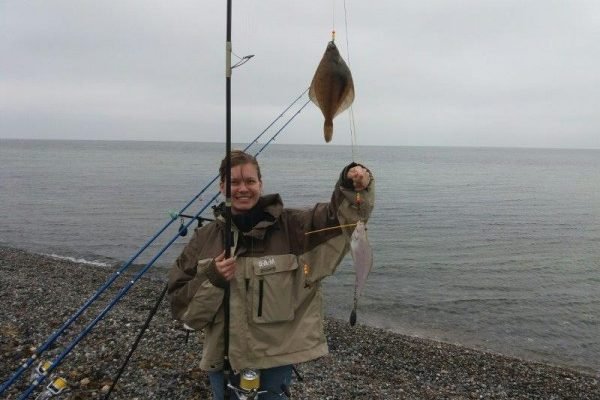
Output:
[347, 165, 371, 191]
[214, 251, 236, 281]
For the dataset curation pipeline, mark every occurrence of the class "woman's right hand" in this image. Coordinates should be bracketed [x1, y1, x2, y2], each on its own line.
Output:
[214, 251, 237, 281]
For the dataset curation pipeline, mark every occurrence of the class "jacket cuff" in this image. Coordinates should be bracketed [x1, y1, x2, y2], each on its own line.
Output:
[202, 259, 228, 289]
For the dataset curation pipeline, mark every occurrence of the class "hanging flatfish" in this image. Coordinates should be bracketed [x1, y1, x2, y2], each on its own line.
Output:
[309, 41, 355, 143]
[349, 220, 372, 326]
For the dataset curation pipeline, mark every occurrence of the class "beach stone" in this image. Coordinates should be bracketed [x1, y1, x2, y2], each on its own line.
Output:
[1, 246, 599, 399]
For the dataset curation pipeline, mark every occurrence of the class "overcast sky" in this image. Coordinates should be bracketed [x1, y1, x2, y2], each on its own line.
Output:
[1, 1, 599, 148]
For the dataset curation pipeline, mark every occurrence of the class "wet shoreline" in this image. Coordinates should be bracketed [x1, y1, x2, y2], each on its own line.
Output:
[1, 246, 597, 399]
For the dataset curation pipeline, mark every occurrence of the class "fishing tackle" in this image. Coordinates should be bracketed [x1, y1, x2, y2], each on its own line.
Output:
[34, 377, 67, 400]
[168, 210, 190, 236]
[303, 262, 311, 287]
[170, 210, 215, 235]
[240, 369, 260, 391]
[231, 54, 254, 69]
[178, 217, 188, 237]
[227, 369, 290, 400]
[29, 361, 51, 384]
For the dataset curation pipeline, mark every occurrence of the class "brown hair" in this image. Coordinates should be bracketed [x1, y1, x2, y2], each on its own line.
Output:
[219, 150, 262, 183]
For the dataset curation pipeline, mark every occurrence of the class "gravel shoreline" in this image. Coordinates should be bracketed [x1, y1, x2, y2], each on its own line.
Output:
[1, 246, 598, 399]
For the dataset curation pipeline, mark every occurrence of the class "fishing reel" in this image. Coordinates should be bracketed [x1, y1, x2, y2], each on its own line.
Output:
[29, 361, 69, 399]
[30, 361, 52, 383]
[228, 369, 290, 400]
[34, 377, 68, 400]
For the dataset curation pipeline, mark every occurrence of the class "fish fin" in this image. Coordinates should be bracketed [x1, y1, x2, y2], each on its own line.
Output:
[324, 120, 333, 142]
[349, 309, 357, 326]
[333, 84, 355, 119]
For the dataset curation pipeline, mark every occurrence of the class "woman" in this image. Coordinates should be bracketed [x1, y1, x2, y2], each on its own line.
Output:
[168, 150, 374, 399]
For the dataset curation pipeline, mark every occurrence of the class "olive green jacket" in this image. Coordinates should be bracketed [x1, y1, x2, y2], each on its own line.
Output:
[167, 165, 374, 372]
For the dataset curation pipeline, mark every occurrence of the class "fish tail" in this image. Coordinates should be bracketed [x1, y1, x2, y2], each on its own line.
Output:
[324, 120, 333, 142]
[349, 293, 358, 326]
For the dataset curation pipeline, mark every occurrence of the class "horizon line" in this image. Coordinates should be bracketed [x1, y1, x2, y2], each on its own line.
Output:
[1, 137, 599, 151]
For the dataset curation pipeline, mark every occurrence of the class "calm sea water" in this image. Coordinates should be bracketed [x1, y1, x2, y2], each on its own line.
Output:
[1, 139, 599, 373]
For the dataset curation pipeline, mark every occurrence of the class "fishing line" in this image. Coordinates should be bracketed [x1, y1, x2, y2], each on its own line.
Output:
[343, 0, 352, 66]
[343, 0, 360, 162]
[332, 0, 336, 37]
[0, 88, 309, 397]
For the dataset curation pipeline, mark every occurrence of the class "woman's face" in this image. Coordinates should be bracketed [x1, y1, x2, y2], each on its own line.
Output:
[220, 162, 263, 214]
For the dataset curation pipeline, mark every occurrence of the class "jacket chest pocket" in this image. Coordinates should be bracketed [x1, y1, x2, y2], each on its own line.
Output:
[252, 255, 298, 324]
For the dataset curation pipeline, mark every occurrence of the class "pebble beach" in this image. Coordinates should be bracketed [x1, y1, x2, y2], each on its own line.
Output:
[1, 246, 598, 399]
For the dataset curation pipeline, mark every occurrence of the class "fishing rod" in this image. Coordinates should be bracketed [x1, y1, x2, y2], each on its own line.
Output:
[11, 96, 312, 399]
[223, 0, 233, 397]
[0, 89, 308, 396]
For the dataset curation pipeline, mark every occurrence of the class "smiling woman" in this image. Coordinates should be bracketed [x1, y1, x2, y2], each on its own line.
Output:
[168, 149, 374, 399]
[219, 150, 263, 214]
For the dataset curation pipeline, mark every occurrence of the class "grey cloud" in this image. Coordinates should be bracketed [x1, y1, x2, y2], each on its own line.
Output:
[1, 1, 599, 148]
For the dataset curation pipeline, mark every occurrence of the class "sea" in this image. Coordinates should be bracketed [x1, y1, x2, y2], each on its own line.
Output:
[1, 139, 599, 374]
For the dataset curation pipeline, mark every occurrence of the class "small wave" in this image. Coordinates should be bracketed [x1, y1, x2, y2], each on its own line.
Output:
[44, 253, 112, 267]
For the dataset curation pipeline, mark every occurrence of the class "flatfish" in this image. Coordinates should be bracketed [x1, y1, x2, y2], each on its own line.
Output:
[308, 41, 355, 142]
[349, 220, 372, 326]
